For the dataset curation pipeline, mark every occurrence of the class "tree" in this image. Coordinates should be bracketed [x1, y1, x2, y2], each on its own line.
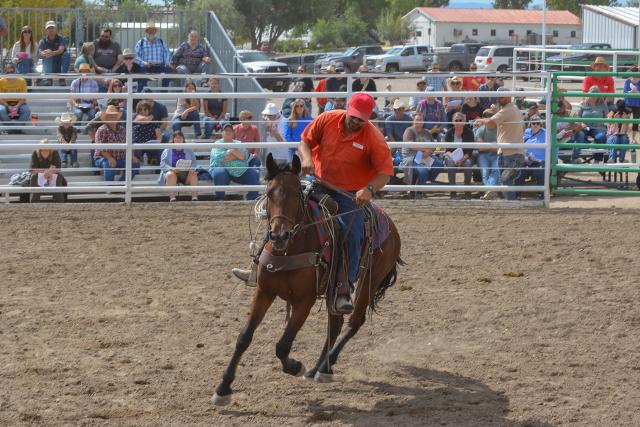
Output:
[376, 10, 415, 45]
[386, 0, 450, 18]
[193, 0, 248, 44]
[492, 0, 532, 8]
[310, 6, 371, 48]
[546, 0, 618, 17]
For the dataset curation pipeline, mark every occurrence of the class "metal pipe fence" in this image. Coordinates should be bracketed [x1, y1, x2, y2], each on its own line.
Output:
[0, 72, 551, 206]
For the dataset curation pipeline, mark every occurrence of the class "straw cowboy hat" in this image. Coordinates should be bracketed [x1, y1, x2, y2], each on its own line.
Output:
[102, 105, 123, 121]
[591, 56, 610, 69]
[144, 23, 159, 33]
[392, 99, 406, 110]
[78, 63, 93, 73]
[55, 113, 76, 125]
[122, 48, 135, 59]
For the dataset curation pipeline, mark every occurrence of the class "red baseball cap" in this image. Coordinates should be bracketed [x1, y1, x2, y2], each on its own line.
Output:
[347, 93, 375, 121]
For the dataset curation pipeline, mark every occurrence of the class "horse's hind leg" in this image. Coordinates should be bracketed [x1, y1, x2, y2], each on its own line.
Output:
[304, 313, 344, 380]
[276, 297, 315, 377]
[212, 288, 275, 406]
[315, 310, 366, 381]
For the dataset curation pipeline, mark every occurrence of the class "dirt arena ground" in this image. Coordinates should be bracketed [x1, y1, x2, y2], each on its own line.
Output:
[1, 202, 639, 426]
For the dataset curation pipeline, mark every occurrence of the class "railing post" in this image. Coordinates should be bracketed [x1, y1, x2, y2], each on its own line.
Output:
[613, 52, 618, 74]
[346, 74, 353, 104]
[511, 49, 517, 90]
[543, 71, 552, 208]
[549, 72, 559, 196]
[125, 76, 133, 205]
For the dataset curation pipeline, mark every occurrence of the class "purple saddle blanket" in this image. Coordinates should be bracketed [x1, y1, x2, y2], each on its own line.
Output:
[308, 200, 391, 263]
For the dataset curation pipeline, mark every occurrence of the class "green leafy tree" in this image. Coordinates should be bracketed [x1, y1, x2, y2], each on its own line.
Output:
[376, 10, 415, 45]
[547, 0, 619, 16]
[310, 5, 371, 48]
[193, 0, 248, 44]
[386, 0, 450, 18]
[492, 0, 532, 8]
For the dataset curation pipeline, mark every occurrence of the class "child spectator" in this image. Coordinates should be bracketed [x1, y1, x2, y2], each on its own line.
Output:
[202, 78, 228, 139]
[159, 130, 199, 202]
[55, 113, 79, 168]
[30, 139, 67, 203]
[171, 80, 202, 137]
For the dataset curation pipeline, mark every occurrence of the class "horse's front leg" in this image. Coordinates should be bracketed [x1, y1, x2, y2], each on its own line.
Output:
[304, 312, 344, 380]
[212, 288, 275, 406]
[275, 296, 315, 377]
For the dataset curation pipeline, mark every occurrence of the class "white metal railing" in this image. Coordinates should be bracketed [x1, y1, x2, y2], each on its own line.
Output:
[0, 72, 551, 206]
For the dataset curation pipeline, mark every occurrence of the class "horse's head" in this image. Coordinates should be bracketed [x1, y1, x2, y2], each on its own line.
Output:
[265, 153, 303, 252]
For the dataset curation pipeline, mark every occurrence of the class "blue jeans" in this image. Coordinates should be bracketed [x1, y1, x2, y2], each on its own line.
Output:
[138, 64, 173, 91]
[16, 58, 34, 74]
[42, 51, 71, 74]
[477, 152, 500, 186]
[172, 111, 201, 135]
[583, 127, 607, 161]
[414, 156, 444, 184]
[61, 149, 78, 164]
[209, 167, 260, 200]
[203, 116, 220, 139]
[607, 134, 629, 162]
[96, 157, 140, 181]
[519, 160, 545, 198]
[0, 104, 31, 126]
[72, 107, 97, 123]
[499, 154, 524, 200]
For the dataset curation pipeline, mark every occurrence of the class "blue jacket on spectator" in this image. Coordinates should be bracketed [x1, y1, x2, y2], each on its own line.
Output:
[523, 127, 546, 162]
[623, 78, 640, 108]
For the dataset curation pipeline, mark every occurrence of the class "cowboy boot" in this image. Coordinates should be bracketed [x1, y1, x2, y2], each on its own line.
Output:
[231, 263, 257, 287]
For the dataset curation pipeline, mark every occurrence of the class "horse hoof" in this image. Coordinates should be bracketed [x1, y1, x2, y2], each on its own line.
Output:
[211, 393, 232, 406]
[303, 370, 316, 381]
[295, 363, 306, 377]
[314, 371, 334, 383]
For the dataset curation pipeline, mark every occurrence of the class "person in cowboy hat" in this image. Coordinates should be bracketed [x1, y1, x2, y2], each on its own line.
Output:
[29, 139, 68, 203]
[134, 22, 174, 91]
[233, 93, 394, 313]
[260, 103, 287, 166]
[582, 56, 616, 110]
[93, 105, 141, 181]
[70, 62, 100, 123]
[55, 112, 79, 168]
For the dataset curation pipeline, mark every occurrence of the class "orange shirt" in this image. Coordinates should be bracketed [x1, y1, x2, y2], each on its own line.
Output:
[301, 110, 393, 191]
[315, 78, 328, 107]
[462, 75, 486, 91]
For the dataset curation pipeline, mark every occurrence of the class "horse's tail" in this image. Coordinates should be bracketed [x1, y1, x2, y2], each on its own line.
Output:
[369, 256, 405, 313]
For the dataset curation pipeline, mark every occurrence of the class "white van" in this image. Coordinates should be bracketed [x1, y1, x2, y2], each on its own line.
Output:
[475, 45, 516, 72]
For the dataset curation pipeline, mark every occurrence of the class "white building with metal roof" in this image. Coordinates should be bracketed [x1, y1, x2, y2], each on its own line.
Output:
[582, 6, 640, 49]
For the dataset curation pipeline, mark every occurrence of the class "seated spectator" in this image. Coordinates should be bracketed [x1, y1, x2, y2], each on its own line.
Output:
[443, 112, 475, 199]
[423, 63, 447, 95]
[555, 101, 585, 164]
[30, 139, 67, 203]
[233, 110, 261, 167]
[401, 112, 443, 193]
[171, 31, 211, 84]
[203, 78, 228, 139]
[462, 63, 485, 91]
[260, 103, 287, 165]
[416, 86, 445, 137]
[114, 48, 143, 92]
[209, 122, 260, 201]
[578, 86, 608, 159]
[623, 67, 640, 143]
[171, 81, 202, 137]
[352, 65, 377, 93]
[134, 23, 173, 90]
[38, 20, 70, 86]
[583, 57, 615, 109]
[444, 76, 464, 128]
[282, 81, 311, 118]
[461, 96, 483, 121]
[324, 97, 346, 112]
[74, 42, 97, 72]
[283, 98, 313, 160]
[93, 105, 140, 181]
[294, 65, 314, 93]
[159, 130, 199, 202]
[55, 113, 79, 168]
[86, 106, 108, 167]
[12, 26, 37, 75]
[0, 62, 31, 134]
[521, 115, 546, 199]
[314, 67, 330, 114]
[70, 63, 100, 122]
[98, 79, 127, 115]
[408, 79, 428, 111]
[133, 101, 161, 165]
[607, 100, 632, 163]
[92, 27, 122, 74]
[475, 108, 500, 200]
[385, 99, 413, 165]
[478, 75, 501, 110]
[144, 96, 170, 143]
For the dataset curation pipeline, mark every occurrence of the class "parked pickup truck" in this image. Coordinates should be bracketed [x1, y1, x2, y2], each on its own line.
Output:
[315, 45, 384, 73]
[364, 44, 433, 72]
[434, 43, 484, 71]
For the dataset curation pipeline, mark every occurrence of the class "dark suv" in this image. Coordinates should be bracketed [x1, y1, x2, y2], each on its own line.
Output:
[315, 45, 385, 73]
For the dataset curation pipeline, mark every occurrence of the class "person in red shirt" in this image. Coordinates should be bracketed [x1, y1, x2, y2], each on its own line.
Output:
[582, 57, 615, 108]
[462, 62, 486, 91]
[233, 110, 262, 167]
[298, 93, 393, 311]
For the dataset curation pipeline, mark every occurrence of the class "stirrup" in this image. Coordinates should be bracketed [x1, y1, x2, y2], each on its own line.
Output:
[334, 295, 353, 314]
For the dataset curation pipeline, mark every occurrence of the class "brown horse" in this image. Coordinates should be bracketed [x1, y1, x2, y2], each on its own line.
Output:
[212, 154, 403, 406]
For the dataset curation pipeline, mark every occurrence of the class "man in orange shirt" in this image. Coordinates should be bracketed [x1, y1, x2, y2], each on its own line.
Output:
[297, 93, 393, 310]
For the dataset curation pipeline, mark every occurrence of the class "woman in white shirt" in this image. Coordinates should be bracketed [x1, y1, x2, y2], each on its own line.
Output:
[12, 26, 37, 74]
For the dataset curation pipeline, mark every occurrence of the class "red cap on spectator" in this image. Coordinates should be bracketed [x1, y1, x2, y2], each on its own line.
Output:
[347, 93, 375, 121]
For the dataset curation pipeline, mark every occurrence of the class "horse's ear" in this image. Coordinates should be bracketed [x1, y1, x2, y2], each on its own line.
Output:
[291, 154, 301, 176]
[266, 153, 278, 179]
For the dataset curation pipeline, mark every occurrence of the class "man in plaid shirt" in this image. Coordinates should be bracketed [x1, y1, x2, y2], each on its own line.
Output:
[134, 23, 174, 91]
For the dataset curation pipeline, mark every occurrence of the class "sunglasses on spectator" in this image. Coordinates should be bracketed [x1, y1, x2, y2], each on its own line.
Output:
[295, 104, 305, 107]
[23, 30, 32, 33]
[124, 57, 134, 60]
[451, 82, 461, 85]
[531, 122, 541, 126]
[454, 119, 464, 122]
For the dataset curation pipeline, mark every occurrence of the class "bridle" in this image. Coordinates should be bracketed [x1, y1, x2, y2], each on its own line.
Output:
[266, 171, 307, 251]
